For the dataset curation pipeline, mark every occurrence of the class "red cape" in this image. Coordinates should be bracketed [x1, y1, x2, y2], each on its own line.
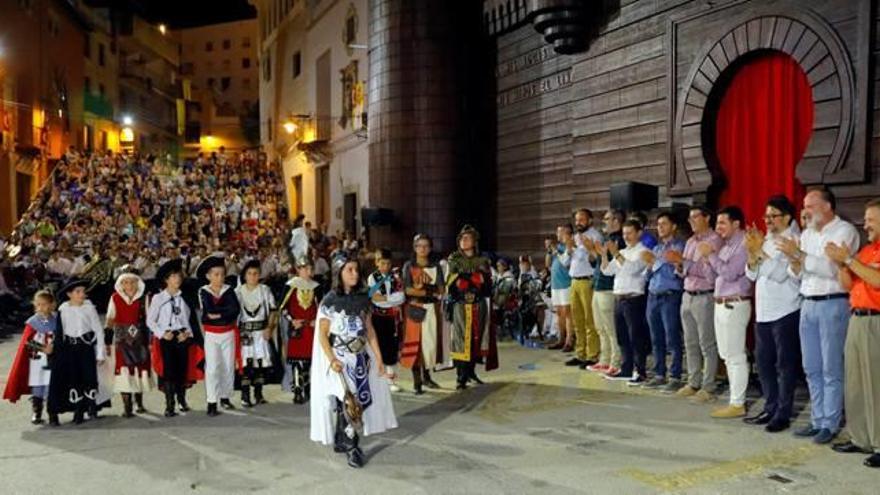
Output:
[3, 325, 37, 403]
[150, 337, 205, 387]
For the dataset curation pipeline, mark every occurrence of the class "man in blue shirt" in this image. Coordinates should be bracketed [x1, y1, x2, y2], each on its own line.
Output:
[642, 211, 686, 391]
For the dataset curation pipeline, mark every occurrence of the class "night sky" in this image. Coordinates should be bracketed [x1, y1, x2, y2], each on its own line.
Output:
[86, 0, 256, 29]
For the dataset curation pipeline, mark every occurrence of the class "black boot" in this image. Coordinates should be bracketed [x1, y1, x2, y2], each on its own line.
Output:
[468, 364, 484, 385]
[423, 369, 440, 389]
[134, 393, 147, 413]
[48, 412, 60, 427]
[31, 397, 44, 425]
[241, 385, 254, 408]
[346, 433, 365, 468]
[176, 385, 190, 412]
[220, 398, 235, 410]
[206, 402, 220, 417]
[122, 393, 134, 418]
[87, 401, 99, 420]
[412, 368, 424, 395]
[455, 364, 468, 390]
[333, 401, 350, 453]
[73, 404, 85, 425]
[164, 388, 177, 417]
[254, 384, 267, 405]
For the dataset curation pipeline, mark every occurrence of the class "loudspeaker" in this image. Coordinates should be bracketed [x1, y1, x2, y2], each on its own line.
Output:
[361, 208, 394, 227]
[609, 182, 658, 212]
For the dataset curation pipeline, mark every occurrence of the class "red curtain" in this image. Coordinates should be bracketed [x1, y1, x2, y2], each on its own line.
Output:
[715, 52, 813, 226]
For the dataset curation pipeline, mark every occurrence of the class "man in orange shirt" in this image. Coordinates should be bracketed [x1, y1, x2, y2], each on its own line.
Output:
[826, 198, 880, 468]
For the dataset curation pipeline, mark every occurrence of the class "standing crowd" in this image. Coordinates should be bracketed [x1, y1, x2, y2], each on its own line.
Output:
[504, 191, 880, 469]
[2, 148, 878, 470]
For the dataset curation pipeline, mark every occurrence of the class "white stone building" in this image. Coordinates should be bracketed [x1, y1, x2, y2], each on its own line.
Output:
[251, 0, 369, 237]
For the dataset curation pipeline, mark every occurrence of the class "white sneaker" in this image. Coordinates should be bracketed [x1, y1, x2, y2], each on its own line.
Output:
[389, 383, 401, 393]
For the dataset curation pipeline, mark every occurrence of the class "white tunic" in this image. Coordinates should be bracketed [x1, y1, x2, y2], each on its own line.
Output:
[235, 284, 277, 364]
[310, 305, 398, 445]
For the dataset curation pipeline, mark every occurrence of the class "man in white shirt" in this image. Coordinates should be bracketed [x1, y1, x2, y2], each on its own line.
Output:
[599, 219, 650, 385]
[566, 208, 605, 368]
[744, 195, 802, 433]
[778, 189, 860, 444]
[46, 252, 74, 278]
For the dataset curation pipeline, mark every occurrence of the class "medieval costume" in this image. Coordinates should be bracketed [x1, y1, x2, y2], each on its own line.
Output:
[310, 288, 398, 468]
[3, 311, 56, 425]
[147, 259, 203, 417]
[367, 261, 405, 391]
[446, 226, 498, 390]
[106, 270, 154, 417]
[197, 255, 242, 416]
[280, 257, 321, 404]
[47, 279, 107, 425]
[235, 259, 278, 407]
[400, 256, 444, 394]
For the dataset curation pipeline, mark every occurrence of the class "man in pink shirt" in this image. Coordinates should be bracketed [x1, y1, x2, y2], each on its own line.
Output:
[669, 206, 722, 402]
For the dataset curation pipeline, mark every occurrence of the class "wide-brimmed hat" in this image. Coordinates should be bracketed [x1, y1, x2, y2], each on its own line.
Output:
[57, 279, 89, 303]
[195, 255, 226, 282]
[239, 259, 262, 284]
[156, 259, 184, 284]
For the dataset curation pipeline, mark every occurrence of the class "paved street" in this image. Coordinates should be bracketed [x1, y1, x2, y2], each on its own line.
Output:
[0, 337, 875, 495]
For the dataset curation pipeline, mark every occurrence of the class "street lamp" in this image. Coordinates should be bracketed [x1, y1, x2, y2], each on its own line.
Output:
[158, 24, 167, 35]
[122, 115, 133, 126]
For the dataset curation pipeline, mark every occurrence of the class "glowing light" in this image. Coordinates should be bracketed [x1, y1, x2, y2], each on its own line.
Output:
[120, 127, 134, 143]
[122, 115, 133, 126]
[283, 121, 297, 135]
[158, 24, 167, 35]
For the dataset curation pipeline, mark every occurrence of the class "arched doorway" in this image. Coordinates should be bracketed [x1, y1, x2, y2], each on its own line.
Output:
[705, 51, 814, 225]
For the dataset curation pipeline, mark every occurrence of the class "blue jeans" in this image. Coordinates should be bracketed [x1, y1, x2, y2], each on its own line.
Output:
[799, 298, 849, 431]
[647, 292, 683, 379]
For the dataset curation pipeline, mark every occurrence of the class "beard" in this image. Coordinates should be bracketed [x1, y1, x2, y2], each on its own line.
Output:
[575, 224, 588, 233]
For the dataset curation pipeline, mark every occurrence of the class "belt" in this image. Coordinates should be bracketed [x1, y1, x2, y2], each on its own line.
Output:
[714, 296, 751, 305]
[572, 276, 592, 281]
[686, 290, 713, 296]
[240, 320, 267, 332]
[616, 293, 644, 300]
[805, 293, 848, 301]
[852, 308, 880, 316]
[63, 331, 96, 346]
[330, 334, 367, 354]
[650, 291, 682, 297]
[203, 323, 236, 334]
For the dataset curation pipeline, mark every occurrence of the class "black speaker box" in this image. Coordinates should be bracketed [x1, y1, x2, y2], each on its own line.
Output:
[361, 208, 394, 227]
[609, 182, 658, 213]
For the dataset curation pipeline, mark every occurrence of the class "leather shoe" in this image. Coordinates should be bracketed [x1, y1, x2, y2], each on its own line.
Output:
[832, 441, 869, 454]
[813, 428, 835, 444]
[793, 425, 820, 437]
[864, 453, 880, 468]
[743, 411, 773, 425]
[564, 358, 584, 366]
[764, 419, 790, 433]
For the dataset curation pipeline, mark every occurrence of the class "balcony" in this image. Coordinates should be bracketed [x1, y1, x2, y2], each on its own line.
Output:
[120, 60, 181, 101]
[84, 91, 114, 120]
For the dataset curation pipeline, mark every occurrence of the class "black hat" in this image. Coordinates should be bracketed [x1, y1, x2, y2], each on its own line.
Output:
[196, 255, 226, 282]
[156, 259, 184, 285]
[239, 259, 262, 284]
[57, 279, 89, 303]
